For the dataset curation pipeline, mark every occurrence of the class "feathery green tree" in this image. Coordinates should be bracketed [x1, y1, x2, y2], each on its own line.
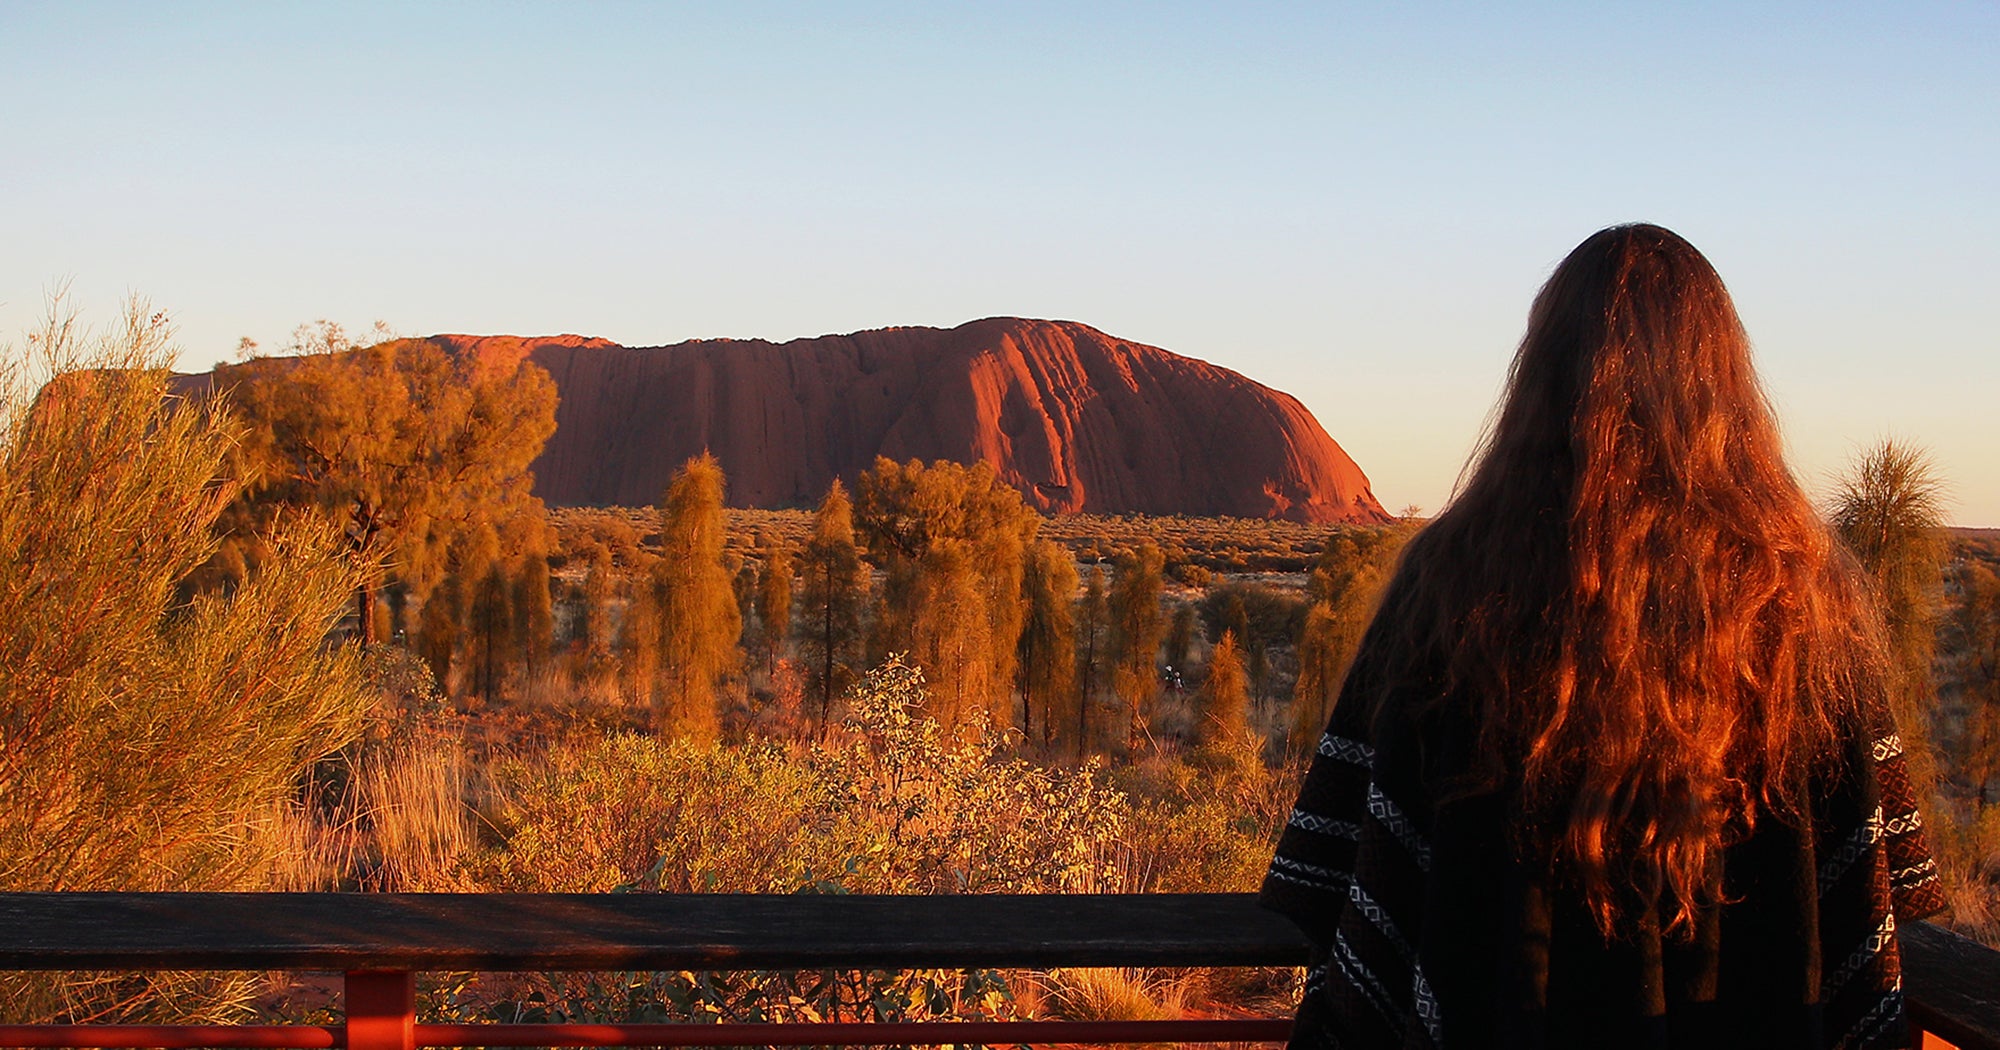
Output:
[1293, 526, 1410, 744]
[653, 454, 742, 742]
[1165, 603, 1197, 677]
[512, 553, 555, 678]
[621, 567, 662, 705]
[1199, 630, 1252, 747]
[910, 539, 995, 727]
[0, 299, 371, 882]
[578, 543, 617, 682]
[1074, 563, 1110, 757]
[757, 539, 794, 673]
[797, 480, 866, 730]
[417, 564, 464, 691]
[854, 458, 1038, 727]
[1018, 539, 1079, 749]
[453, 522, 511, 701]
[467, 560, 513, 701]
[732, 555, 759, 650]
[0, 298, 374, 1023]
[1108, 543, 1167, 752]
[1828, 440, 1949, 805]
[213, 328, 556, 642]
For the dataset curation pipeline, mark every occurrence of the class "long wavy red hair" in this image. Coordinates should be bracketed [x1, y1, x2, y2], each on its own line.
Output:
[1370, 224, 1887, 936]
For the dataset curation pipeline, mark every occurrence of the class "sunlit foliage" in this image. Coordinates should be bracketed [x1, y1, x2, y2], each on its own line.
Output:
[1292, 525, 1412, 744]
[1074, 563, 1111, 757]
[755, 537, 793, 673]
[0, 299, 371, 892]
[212, 327, 557, 643]
[652, 454, 741, 743]
[1017, 539, 1079, 750]
[1108, 542, 1167, 751]
[0, 300, 372, 1022]
[1829, 440, 1949, 801]
[854, 458, 1039, 726]
[796, 480, 866, 730]
[1198, 631, 1251, 747]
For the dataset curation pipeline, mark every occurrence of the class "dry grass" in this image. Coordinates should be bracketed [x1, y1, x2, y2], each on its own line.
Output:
[357, 739, 478, 891]
[1038, 967, 1192, 1024]
[1028, 966, 1292, 1050]
[263, 732, 486, 893]
[1933, 803, 2000, 945]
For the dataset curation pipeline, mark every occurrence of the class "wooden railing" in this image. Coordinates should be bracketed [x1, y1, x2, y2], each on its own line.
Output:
[1905, 920, 2000, 1050]
[0, 893, 1993, 1049]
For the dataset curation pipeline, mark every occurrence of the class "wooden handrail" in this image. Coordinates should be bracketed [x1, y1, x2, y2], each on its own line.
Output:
[0, 892, 1307, 971]
[0, 893, 1994, 1048]
[1904, 920, 2000, 1050]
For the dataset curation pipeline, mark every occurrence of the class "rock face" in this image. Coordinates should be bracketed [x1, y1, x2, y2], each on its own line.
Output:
[261, 318, 1389, 523]
[420, 317, 1388, 523]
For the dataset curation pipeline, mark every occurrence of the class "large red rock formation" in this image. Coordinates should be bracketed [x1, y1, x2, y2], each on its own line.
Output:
[430, 317, 1387, 523]
[204, 318, 1391, 523]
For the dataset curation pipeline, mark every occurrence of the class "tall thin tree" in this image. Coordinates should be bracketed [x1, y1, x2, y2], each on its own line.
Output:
[1828, 439, 1950, 813]
[417, 569, 463, 694]
[910, 539, 993, 727]
[1018, 539, 1079, 748]
[853, 458, 1038, 726]
[1074, 563, 1110, 758]
[797, 480, 865, 729]
[460, 525, 511, 702]
[1109, 543, 1167, 752]
[653, 454, 741, 743]
[1199, 630, 1252, 747]
[620, 566, 661, 705]
[578, 543, 616, 683]
[512, 553, 554, 678]
[757, 540, 794, 673]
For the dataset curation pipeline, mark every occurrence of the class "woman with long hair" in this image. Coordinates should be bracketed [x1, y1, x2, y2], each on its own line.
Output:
[1263, 224, 1944, 1048]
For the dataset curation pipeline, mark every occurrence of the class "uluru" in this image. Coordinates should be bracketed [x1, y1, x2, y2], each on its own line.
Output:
[212, 317, 1392, 524]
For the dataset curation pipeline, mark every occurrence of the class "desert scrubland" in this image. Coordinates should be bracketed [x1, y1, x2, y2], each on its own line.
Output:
[5, 310, 1997, 1032]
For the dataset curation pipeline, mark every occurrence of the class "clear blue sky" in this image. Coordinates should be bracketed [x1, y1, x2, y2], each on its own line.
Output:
[5, 3, 1994, 523]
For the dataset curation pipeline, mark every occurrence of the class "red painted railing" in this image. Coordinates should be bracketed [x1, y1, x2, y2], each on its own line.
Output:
[0, 893, 1993, 1049]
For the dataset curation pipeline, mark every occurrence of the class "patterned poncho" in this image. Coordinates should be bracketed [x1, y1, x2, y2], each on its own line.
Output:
[1261, 637, 1946, 1050]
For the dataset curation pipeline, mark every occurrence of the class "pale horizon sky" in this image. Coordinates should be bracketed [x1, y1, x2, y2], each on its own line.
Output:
[5, 3, 1995, 524]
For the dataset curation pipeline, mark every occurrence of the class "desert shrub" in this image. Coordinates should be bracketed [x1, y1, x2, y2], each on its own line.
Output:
[1114, 795, 1273, 894]
[550, 507, 646, 568]
[428, 963, 1025, 1029]
[0, 303, 372, 888]
[489, 733, 864, 893]
[0, 299, 372, 1021]
[439, 658, 1138, 1030]
[484, 657, 1129, 896]
[819, 657, 1127, 893]
[1106, 741, 1288, 894]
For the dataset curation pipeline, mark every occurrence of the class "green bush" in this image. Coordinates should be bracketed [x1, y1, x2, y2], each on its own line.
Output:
[0, 300, 371, 1021]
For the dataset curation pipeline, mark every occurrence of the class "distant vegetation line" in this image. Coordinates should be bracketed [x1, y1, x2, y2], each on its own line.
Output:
[562, 505, 1364, 575]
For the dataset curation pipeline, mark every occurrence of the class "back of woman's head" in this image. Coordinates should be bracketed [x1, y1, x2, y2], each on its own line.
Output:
[1381, 223, 1886, 937]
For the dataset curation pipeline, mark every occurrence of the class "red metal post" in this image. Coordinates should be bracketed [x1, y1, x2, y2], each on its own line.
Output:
[344, 970, 415, 1050]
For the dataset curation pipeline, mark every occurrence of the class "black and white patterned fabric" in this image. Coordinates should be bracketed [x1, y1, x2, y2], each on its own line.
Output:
[1262, 629, 1946, 1050]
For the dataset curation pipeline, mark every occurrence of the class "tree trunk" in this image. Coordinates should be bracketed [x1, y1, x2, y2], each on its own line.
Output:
[821, 587, 835, 733]
[356, 580, 377, 644]
[1078, 637, 1094, 760]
